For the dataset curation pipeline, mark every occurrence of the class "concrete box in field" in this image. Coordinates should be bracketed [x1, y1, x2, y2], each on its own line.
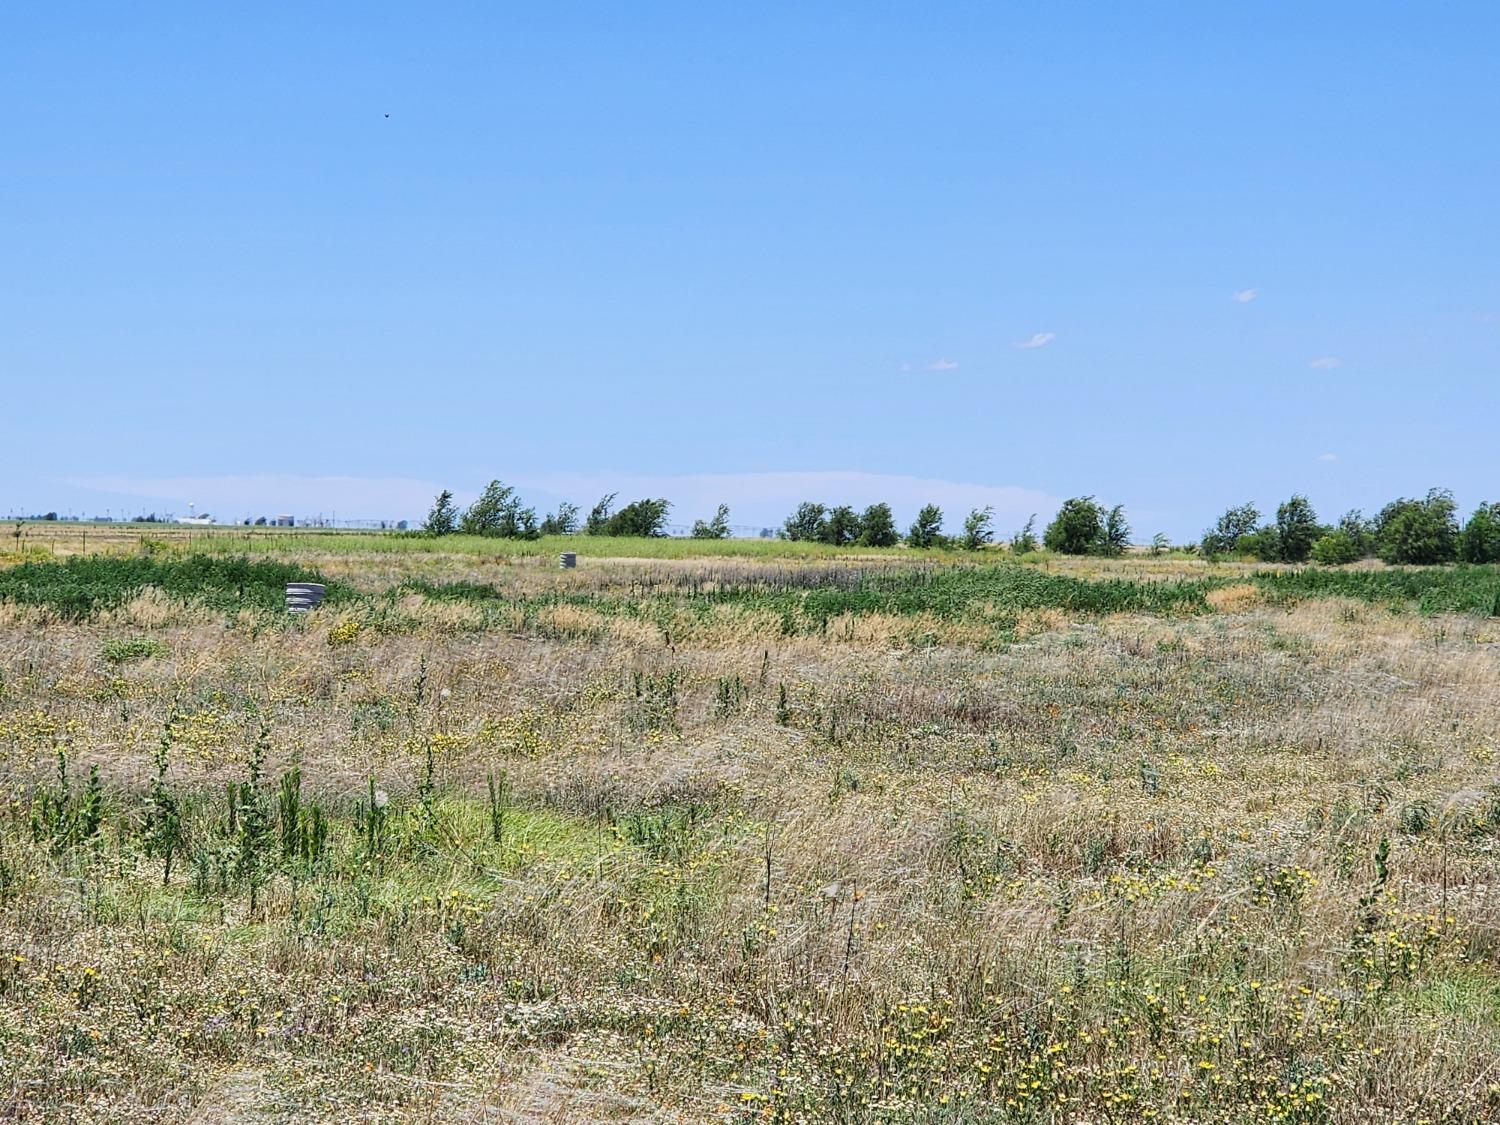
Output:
[559, 552, 577, 569]
[286, 582, 327, 613]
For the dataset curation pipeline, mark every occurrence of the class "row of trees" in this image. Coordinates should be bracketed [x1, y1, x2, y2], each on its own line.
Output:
[778, 501, 1031, 551]
[424, 483, 676, 539]
[422, 481, 1499, 566]
[1200, 490, 1500, 565]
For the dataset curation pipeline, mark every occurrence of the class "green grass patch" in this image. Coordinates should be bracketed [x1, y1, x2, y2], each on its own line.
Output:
[1400, 965, 1500, 1027]
[398, 563, 1220, 632]
[1253, 564, 1500, 616]
[0, 555, 347, 619]
[100, 637, 170, 663]
[402, 561, 1500, 635]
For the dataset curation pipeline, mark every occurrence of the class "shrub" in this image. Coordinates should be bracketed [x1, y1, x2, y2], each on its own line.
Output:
[1044, 497, 1105, 555]
[423, 490, 458, 536]
[1460, 502, 1500, 564]
[906, 504, 945, 549]
[1311, 531, 1361, 566]
[782, 502, 828, 542]
[691, 504, 731, 540]
[1201, 503, 1260, 556]
[1374, 489, 1459, 565]
[1275, 494, 1320, 563]
[858, 504, 899, 548]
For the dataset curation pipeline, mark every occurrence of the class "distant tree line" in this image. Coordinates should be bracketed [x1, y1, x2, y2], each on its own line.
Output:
[419, 480, 1500, 566]
[422, 482, 674, 539]
[1199, 489, 1500, 565]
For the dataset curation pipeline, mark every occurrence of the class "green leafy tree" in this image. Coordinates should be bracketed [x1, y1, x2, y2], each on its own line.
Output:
[691, 504, 732, 540]
[510, 505, 540, 540]
[423, 490, 458, 536]
[1374, 489, 1459, 564]
[1044, 497, 1106, 555]
[606, 498, 671, 537]
[782, 502, 828, 542]
[823, 505, 863, 546]
[1148, 532, 1170, 557]
[1275, 494, 1320, 563]
[1237, 527, 1281, 562]
[961, 506, 994, 551]
[459, 480, 517, 536]
[906, 504, 944, 549]
[1200, 503, 1260, 556]
[1337, 510, 1373, 557]
[540, 501, 579, 536]
[1010, 514, 1039, 554]
[458, 480, 539, 539]
[1311, 531, 1361, 566]
[858, 503, 898, 548]
[585, 493, 618, 536]
[1460, 501, 1500, 563]
[1103, 505, 1131, 556]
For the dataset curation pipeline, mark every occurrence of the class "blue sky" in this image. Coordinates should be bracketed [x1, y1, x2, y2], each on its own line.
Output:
[3, 3, 1496, 538]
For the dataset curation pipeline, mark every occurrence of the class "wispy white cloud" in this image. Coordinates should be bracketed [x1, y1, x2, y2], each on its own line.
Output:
[1012, 332, 1056, 350]
[1317, 452, 1338, 462]
[926, 358, 960, 372]
[1308, 356, 1344, 370]
[1232, 288, 1259, 303]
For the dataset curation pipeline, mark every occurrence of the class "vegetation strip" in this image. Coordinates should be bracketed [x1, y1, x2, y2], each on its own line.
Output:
[3, 554, 1498, 624]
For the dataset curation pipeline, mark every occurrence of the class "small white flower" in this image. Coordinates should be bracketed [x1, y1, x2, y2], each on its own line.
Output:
[373, 789, 390, 809]
[439, 688, 451, 700]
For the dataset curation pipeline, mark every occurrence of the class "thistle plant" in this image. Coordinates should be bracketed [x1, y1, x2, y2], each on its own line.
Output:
[143, 716, 184, 886]
[278, 766, 303, 861]
[487, 769, 508, 846]
[276, 765, 327, 865]
[232, 723, 273, 913]
[358, 777, 389, 866]
[29, 750, 104, 850]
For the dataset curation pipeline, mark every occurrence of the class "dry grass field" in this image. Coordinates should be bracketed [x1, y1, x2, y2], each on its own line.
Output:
[1, 527, 1498, 1123]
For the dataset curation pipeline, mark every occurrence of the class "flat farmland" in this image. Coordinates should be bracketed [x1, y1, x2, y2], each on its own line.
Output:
[1, 530, 1498, 1123]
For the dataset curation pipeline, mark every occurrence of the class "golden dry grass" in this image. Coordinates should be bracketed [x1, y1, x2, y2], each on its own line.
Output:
[0, 542, 1497, 1123]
